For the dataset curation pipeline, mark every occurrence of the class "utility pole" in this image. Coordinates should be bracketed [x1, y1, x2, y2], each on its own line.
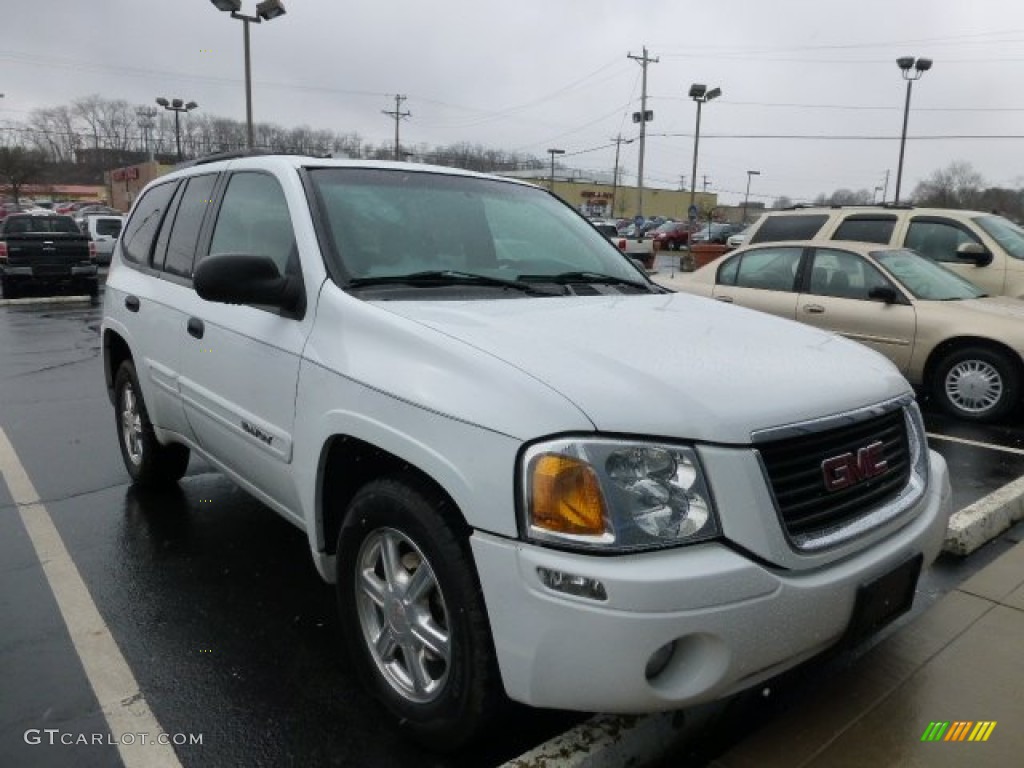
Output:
[627, 47, 658, 219]
[702, 175, 710, 193]
[382, 94, 411, 161]
[882, 169, 890, 204]
[610, 134, 633, 217]
[679, 175, 687, 191]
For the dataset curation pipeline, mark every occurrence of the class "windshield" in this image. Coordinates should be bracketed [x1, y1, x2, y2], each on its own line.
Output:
[973, 214, 1024, 260]
[873, 248, 985, 300]
[309, 168, 646, 292]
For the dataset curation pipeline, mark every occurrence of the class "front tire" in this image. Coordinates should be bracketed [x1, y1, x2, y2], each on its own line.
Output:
[337, 476, 500, 750]
[933, 345, 1019, 422]
[114, 361, 190, 486]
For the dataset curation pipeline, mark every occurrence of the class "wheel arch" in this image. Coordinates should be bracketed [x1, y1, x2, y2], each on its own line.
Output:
[316, 434, 472, 560]
[103, 329, 134, 407]
[922, 335, 1024, 392]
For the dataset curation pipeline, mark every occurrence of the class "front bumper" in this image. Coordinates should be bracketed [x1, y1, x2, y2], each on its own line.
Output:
[472, 450, 950, 713]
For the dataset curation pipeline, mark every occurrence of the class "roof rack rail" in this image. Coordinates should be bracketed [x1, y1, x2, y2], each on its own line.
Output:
[782, 202, 915, 211]
[174, 148, 329, 169]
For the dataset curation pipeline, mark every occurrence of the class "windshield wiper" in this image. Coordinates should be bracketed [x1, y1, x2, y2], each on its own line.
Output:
[348, 270, 561, 295]
[518, 271, 651, 290]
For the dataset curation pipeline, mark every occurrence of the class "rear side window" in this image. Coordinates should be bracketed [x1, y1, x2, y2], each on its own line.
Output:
[832, 217, 896, 244]
[161, 174, 218, 277]
[95, 218, 123, 237]
[750, 214, 828, 244]
[733, 247, 804, 291]
[121, 181, 178, 265]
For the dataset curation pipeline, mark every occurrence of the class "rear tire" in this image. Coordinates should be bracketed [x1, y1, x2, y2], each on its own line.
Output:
[337, 476, 500, 751]
[2, 278, 19, 299]
[113, 360, 190, 486]
[932, 345, 1019, 422]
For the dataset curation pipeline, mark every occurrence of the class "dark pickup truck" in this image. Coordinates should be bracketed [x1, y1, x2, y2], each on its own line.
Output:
[0, 213, 98, 299]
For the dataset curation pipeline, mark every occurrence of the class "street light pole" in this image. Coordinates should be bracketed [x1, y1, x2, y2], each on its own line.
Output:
[688, 84, 721, 220]
[893, 56, 932, 205]
[547, 148, 565, 193]
[156, 97, 198, 162]
[743, 170, 760, 223]
[210, 0, 287, 150]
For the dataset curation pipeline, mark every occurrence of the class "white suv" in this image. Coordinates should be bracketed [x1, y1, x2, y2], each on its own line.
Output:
[101, 153, 951, 748]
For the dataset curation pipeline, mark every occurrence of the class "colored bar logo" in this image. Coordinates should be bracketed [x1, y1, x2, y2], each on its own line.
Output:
[921, 721, 997, 742]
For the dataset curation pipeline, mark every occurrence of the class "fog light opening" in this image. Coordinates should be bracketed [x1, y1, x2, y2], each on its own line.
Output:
[645, 640, 676, 681]
[536, 567, 607, 601]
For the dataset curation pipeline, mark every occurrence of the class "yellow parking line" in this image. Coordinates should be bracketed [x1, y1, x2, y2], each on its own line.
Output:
[927, 432, 1024, 456]
[0, 427, 182, 768]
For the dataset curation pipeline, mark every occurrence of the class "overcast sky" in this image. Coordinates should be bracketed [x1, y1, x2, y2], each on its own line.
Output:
[3, 0, 1024, 205]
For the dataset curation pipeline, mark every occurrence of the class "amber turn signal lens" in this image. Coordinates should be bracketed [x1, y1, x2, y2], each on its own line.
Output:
[530, 454, 607, 536]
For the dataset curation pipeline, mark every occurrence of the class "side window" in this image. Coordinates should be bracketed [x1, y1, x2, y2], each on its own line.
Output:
[749, 215, 827, 244]
[161, 174, 218, 277]
[734, 247, 803, 291]
[905, 219, 979, 263]
[208, 172, 296, 275]
[808, 248, 890, 300]
[832, 217, 896, 244]
[717, 255, 740, 285]
[121, 181, 178, 266]
[95, 218, 123, 238]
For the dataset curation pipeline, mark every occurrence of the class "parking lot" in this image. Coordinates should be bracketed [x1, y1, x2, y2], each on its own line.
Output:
[3, 290, 1024, 768]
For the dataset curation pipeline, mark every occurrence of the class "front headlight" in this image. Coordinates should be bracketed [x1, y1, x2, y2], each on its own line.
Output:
[521, 438, 719, 552]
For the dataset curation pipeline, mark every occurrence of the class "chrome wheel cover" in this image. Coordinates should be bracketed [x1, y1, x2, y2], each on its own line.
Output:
[355, 528, 451, 704]
[945, 359, 1003, 414]
[120, 382, 144, 466]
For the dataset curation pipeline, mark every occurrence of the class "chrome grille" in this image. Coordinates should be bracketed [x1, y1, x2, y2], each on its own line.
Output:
[758, 409, 911, 540]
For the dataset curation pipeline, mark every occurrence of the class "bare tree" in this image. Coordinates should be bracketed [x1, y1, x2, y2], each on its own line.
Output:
[0, 147, 48, 202]
[912, 161, 985, 209]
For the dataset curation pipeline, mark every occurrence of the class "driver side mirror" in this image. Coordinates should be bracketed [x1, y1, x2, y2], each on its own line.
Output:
[194, 253, 303, 313]
[868, 285, 900, 304]
[957, 242, 993, 267]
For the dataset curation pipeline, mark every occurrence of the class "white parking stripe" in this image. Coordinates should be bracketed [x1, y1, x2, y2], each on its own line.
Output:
[926, 432, 1024, 456]
[0, 428, 183, 768]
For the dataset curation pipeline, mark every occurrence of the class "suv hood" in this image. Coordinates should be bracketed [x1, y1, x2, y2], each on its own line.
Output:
[379, 293, 910, 444]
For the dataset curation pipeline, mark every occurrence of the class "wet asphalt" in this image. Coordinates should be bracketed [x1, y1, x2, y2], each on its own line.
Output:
[3, 289, 1024, 768]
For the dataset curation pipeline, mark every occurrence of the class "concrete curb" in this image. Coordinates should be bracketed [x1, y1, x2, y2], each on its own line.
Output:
[499, 713, 684, 768]
[943, 473, 1024, 556]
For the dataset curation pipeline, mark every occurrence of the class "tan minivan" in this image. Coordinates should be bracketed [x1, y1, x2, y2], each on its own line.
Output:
[746, 206, 1024, 298]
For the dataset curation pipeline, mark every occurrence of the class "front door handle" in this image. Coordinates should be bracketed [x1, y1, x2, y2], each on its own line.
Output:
[715, 295, 734, 303]
[803, 304, 825, 314]
[187, 317, 205, 339]
[124, 295, 140, 312]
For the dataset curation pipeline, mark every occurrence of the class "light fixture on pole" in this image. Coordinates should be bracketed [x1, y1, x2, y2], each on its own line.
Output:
[893, 56, 932, 204]
[688, 83, 721, 221]
[210, 0, 287, 150]
[743, 170, 760, 223]
[547, 148, 565, 192]
[156, 97, 198, 162]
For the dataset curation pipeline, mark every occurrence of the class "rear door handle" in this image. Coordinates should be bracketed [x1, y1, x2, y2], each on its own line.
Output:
[803, 304, 825, 314]
[715, 295, 734, 303]
[124, 295, 140, 312]
[187, 317, 205, 339]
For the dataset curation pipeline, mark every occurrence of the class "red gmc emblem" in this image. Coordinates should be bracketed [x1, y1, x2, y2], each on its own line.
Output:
[821, 441, 888, 492]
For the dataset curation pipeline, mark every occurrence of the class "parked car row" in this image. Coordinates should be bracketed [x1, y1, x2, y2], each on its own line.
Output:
[671, 236, 1024, 423]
